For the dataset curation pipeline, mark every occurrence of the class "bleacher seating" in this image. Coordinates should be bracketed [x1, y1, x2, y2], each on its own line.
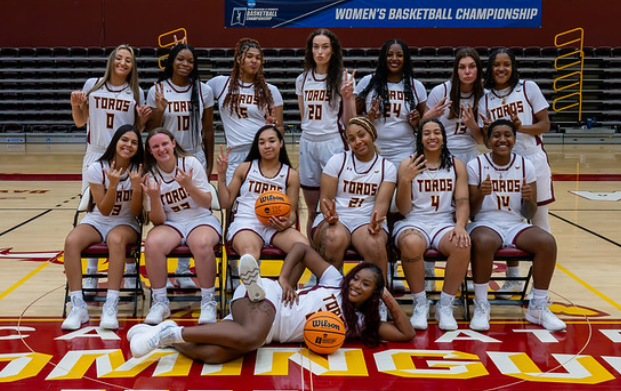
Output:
[0, 46, 620, 135]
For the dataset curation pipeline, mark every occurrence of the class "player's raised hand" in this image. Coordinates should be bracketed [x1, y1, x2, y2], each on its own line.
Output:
[141, 177, 161, 198]
[154, 82, 168, 111]
[401, 153, 428, 182]
[460, 103, 476, 129]
[480, 173, 492, 195]
[322, 198, 339, 224]
[215, 145, 230, 176]
[521, 178, 532, 201]
[508, 105, 523, 132]
[368, 210, 386, 235]
[264, 105, 276, 126]
[129, 164, 145, 189]
[103, 161, 124, 185]
[340, 69, 356, 99]
[424, 97, 451, 120]
[71, 91, 87, 107]
[174, 166, 193, 188]
[136, 105, 153, 127]
[367, 96, 381, 121]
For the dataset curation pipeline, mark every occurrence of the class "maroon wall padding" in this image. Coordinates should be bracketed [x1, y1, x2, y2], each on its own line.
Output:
[1, 0, 616, 48]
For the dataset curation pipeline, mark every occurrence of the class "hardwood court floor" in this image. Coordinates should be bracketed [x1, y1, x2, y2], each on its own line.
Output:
[1, 141, 621, 390]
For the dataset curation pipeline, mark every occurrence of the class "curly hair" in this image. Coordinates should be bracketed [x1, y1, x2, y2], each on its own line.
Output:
[416, 119, 453, 170]
[357, 39, 417, 119]
[448, 47, 484, 120]
[340, 262, 385, 348]
[158, 44, 203, 149]
[303, 29, 344, 109]
[483, 47, 520, 91]
[222, 38, 274, 116]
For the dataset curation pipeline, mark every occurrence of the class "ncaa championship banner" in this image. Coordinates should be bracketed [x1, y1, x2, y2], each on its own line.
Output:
[225, 0, 542, 28]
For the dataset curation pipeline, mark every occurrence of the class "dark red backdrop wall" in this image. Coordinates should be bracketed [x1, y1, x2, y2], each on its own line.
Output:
[2, 0, 618, 48]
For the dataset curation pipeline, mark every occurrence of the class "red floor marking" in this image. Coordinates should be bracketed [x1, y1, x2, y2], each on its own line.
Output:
[552, 174, 621, 181]
[0, 174, 81, 181]
[1, 318, 620, 390]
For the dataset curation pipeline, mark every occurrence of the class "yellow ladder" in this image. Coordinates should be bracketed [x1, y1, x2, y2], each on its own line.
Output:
[552, 27, 585, 122]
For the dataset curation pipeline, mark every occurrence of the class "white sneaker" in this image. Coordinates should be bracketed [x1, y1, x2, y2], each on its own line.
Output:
[145, 299, 171, 325]
[525, 300, 566, 332]
[198, 294, 218, 324]
[495, 279, 523, 300]
[389, 268, 406, 292]
[175, 271, 197, 289]
[166, 279, 174, 289]
[62, 296, 89, 331]
[83, 267, 98, 291]
[100, 298, 119, 330]
[469, 299, 491, 331]
[130, 320, 180, 358]
[435, 300, 458, 331]
[127, 319, 177, 342]
[424, 269, 436, 293]
[466, 280, 475, 292]
[410, 300, 430, 330]
[239, 254, 265, 302]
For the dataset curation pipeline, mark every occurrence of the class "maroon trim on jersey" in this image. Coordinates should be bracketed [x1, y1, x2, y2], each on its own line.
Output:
[187, 223, 221, 242]
[99, 162, 106, 184]
[352, 151, 380, 175]
[337, 152, 348, 177]
[258, 161, 283, 179]
[411, 77, 420, 104]
[483, 153, 517, 172]
[300, 184, 320, 191]
[162, 222, 184, 239]
[103, 81, 130, 94]
[521, 80, 538, 124]
[216, 77, 230, 101]
[165, 79, 192, 94]
[521, 156, 526, 178]
[380, 158, 386, 183]
[476, 155, 483, 187]
[284, 165, 292, 189]
[511, 225, 535, 246]
[310, 69, 327, 83]
[241, 161, 253, 184]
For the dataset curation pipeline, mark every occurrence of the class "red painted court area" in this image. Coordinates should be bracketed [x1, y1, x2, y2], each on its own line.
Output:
[2, 319, 621, 391]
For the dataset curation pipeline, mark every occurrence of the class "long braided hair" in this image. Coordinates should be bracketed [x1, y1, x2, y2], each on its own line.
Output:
[158, 44, 202, 149]
[340, 262, 385, 348]
[222, 38, 274, 116]
[416, 119, 453, 170]
[303, 29, 344, 109]
[358, 39, 417, 118]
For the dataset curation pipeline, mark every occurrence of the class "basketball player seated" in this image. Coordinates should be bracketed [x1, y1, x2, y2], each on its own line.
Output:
[466, 119, 565, 332]
[128, 243, 415, 363]
[215, 125, 308, 272]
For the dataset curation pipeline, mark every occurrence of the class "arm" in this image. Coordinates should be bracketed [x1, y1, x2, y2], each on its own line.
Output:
[461, 103, 484, 144]
[340, 71, 356, 125]
[372, 181, 394, 221]
[175, 167, 212, 209]
[279, 243, 331, 290]
[128, 164, 145, 218]
[273, 105, 285, 135]
[395, 154, 427, 215]
[283, 170, 300, 228]
[202, 106, 215, 177]
[520, 179, 538, 220]
[297, 95, 305, 123]
[318, 173, 339, 221]
[378, 288, 416, 341]
[517, 109, 550, 136]
[145, 83, 166, 131]
[448, 160, 471, 247]
[70, 91, 88, 128]
[142, 178, 166, 225]
[217, 161, 246, 210]
[468, 183, 486, 217]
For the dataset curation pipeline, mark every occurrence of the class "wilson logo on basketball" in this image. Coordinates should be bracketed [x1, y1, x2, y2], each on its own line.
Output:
[313, 319, 342, 330]
[259, 194, 286, 203]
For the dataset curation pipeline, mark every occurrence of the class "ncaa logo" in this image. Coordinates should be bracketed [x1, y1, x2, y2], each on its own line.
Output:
[247, 0, 256, 7]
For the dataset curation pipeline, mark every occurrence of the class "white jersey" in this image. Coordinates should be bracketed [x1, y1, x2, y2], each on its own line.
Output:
[427, 81, 480, 155]
[478, 80, 549, 154]
[403, 157, 457, 224]
[323, 151, 396, 221]
[146, 79, 214, 152]
[275, 266, 344, 343]
[83, 78, 145, 150]
[232, 160, 291, 220]
[355, 75, 427, 156]
[467, 153, 536, 223]
[84, 161, 137, 224]
[296, 70, 353, 139]
[147, 156, 213, 222]
[208, 75, 283, 152]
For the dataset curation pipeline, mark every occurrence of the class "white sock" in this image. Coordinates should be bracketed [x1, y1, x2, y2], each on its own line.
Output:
[152, 287, 167, 300]
[87, 258, 98, 270]
[506, 266, 520, 278]
[474, 283, 489, 302]
[168, 326, 185, 344]
[201, 287, 216, 301]
[106, 290, 119, 302]
[70, 290, 84, 302]
[411, 291, 427, 304]
[424, 261, 435, 272]
[440, 291, 455, 306]
[531, 288, 548, 304]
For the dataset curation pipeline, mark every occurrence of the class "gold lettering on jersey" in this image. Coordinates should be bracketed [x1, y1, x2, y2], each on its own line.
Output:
[93, 97, 131, 112]
[238, 93, 259, 105]
[489, 101, 524, 120]
[305, 293, 342, 320]
[115, 189, 132, 203]
[416, 178, 453, 192]
[342, 180, 378, 196]
[304, 90, 328, 102]
[248, 180, 283, 194]
[491, 179, 521, 192]
[161, 188, 189, 205]
[388, 90, 404, 101]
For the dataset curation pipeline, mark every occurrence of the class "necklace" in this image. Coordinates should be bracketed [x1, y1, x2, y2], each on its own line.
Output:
[492, 87, 513, 105]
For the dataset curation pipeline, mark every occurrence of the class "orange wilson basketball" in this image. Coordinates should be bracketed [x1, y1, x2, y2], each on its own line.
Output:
[303, 311, 346, 355]
[254, 190, 291, 225]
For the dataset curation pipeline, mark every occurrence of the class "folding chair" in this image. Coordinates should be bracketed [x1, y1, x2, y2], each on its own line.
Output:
[62, 188, 144, 317]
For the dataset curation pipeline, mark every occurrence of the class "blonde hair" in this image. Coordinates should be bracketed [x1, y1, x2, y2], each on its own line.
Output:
[347, 116, 380, 154]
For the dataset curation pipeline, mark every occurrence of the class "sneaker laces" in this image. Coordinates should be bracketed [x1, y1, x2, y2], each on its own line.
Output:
[413, 301, 428, 317]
